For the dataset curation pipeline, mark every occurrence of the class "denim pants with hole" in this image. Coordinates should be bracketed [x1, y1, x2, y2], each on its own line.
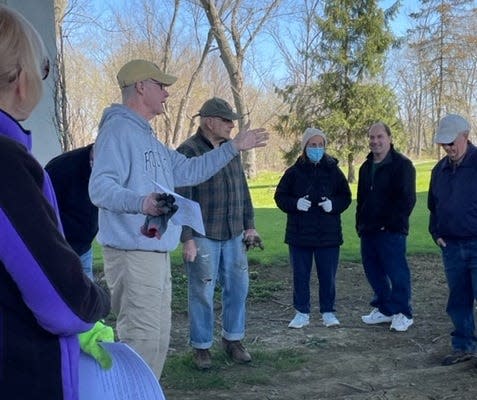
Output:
[441, 239, 477, 352]
[289, 244, 340, 314]
[360, 231, 413, 318]
[186, 235, 249, 349]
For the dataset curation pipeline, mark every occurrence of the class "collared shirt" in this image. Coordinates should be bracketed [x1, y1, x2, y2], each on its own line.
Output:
[176, 128, 254, 241]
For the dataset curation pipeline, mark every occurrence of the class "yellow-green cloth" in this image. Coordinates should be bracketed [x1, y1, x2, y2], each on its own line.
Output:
[78, 321, 114, 369]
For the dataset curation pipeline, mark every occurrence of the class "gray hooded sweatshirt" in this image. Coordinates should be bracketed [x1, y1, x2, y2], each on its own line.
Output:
[89, 104, 239, 252]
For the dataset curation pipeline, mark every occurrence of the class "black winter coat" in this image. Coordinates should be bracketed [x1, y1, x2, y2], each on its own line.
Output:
[45, 143, 97, 256]
[356, 145, 416, 236]
[274, 154, 352, 247]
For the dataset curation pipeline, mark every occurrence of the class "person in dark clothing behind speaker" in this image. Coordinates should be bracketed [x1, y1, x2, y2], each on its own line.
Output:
[46, 143, 97, 279]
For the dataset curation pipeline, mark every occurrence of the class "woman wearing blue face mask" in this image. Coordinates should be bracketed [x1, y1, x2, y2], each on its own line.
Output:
[274, 128, 352, 329]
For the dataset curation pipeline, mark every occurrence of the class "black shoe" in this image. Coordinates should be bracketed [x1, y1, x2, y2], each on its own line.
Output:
[222, 338, 251, 363]
[193, 348, 212, 370]
[442, 351, 475, 366]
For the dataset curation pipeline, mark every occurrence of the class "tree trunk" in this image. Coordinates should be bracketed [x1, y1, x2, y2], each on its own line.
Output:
[347, 152, 355, 184]
[199, 0, 281, 178]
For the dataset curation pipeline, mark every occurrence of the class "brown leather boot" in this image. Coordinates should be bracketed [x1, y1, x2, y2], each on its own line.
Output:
[193, 348, 212, 370]
[222, 338, 251, 363]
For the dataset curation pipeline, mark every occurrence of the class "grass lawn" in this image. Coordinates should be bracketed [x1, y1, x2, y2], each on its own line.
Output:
[172, 159, 438, 266]
[93, 159, 439, 271]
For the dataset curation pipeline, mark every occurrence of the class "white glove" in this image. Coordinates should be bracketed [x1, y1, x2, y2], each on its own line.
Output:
[297, 196, 311, 211]
[318, 197, 332, 212]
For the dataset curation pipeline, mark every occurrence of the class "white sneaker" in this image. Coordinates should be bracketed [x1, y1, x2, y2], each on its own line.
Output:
[288, 312, 310, 329]
[322, 312, 340, 327]
[361, 308, 393, 325]
[390, 313, 413, 332]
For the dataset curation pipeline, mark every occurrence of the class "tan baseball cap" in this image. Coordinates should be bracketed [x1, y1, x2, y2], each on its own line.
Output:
[116, 59, 177, 88]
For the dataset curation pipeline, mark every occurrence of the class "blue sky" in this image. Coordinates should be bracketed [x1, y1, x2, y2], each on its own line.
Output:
[84, 0, 421, 86]
[381, 0, 420, 35]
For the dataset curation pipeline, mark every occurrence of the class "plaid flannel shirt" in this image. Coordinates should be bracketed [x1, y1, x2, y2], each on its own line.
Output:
[176, 129, 255, 241]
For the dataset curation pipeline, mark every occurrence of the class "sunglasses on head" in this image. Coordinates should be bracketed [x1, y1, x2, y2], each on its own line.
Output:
[7, 57, 49, 84]
[41, 57, 50, 80]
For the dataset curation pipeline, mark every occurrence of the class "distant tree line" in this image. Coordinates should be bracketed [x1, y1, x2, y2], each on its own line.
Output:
[53, 0, 477, 180]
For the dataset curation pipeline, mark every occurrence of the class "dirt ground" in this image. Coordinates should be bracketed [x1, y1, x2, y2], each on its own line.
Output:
[164, 254, 477, 400]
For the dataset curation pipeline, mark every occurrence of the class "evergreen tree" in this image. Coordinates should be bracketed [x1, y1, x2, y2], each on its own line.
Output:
[276, 0, 400, 182]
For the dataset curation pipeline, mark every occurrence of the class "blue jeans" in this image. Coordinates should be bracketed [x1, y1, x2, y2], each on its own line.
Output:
[186, 235, 249, 349]
[289, 245, 340, 314]
[441, 239, 477, 352]
[360, 232, 412, 318]
[79, 247, 93, 280]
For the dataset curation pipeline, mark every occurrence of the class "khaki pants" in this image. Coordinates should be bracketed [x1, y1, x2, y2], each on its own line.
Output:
[102, 247, 171, 379]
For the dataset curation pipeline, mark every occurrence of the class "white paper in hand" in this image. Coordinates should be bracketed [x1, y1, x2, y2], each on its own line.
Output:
[79, 342, 166, 400]
[148, 178, 205, 235]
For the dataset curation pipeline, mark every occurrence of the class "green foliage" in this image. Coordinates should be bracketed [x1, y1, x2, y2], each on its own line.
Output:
[317, 82, 403, 160]
[317, 0, 394, 78]
[274, 0, 401, 179]
[281, 141, 302, 167]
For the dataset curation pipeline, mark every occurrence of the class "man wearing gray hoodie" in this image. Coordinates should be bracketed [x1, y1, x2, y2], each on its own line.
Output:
[89, 59, 268, 379]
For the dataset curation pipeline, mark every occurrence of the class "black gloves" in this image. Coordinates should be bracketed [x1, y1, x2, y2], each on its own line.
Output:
[140, 194, 178, 239]
[243, 234, 264, 251]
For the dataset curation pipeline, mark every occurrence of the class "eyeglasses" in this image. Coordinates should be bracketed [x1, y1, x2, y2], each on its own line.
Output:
[41, 57, 50, 80]
[441, 142, 455, 147]
[148, 79, 164, 90]
[214, 116, 233, 123]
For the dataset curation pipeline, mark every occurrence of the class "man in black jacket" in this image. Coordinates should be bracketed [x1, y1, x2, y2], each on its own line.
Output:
[356, 122, 416, 332]
[45, 143, 97, 279]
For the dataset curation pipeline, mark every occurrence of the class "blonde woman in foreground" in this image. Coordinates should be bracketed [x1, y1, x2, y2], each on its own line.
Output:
[0, 5, 110, 399]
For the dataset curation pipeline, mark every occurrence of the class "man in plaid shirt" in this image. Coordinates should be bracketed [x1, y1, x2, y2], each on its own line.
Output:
[176, 97, 262, 370]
